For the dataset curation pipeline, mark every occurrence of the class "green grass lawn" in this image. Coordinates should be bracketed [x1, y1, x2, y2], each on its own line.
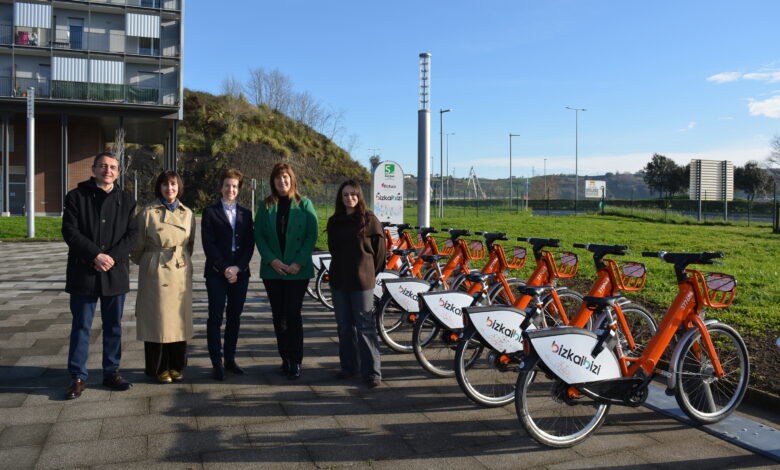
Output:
[0, 216, 64, 239]
[314, 208, 778, 336]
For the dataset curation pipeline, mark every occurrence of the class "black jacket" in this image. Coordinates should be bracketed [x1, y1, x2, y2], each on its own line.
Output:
[201, 202, 255, 278]
[62, 178, 138, 296]
[326, 211, 386, 291]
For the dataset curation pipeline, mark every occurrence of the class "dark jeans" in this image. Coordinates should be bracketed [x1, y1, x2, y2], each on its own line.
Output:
[263, 278, 308, 365]
[332, 288, 381, 380]
[206, 275, 249, 366]
[144, 341, 187, 375]
[68, 293, 126, 380]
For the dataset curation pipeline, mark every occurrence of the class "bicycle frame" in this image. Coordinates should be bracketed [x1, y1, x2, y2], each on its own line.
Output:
[624, 275, 724, 379]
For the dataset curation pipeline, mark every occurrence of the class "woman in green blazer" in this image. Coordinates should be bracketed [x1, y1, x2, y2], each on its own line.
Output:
[254, 162, 318, 379]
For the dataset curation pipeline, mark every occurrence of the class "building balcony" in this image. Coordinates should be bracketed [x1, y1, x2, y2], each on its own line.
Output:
[0, 25, 180, 58]
[68, 0, 181, 11]
[4, 76, 179, 107]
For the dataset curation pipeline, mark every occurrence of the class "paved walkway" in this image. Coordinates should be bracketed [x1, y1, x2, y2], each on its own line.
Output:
[0, 238, 777, 469]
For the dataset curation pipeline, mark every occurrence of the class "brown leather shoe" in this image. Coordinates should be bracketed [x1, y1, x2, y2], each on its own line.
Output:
[102, 373, 132, 391]
[65, 378, 86, 399]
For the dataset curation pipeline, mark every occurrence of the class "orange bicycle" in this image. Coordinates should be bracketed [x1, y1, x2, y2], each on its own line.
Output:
[515, 251, 748, 447]
[454, 237, 584, 406]
[376, 228, 481, 353]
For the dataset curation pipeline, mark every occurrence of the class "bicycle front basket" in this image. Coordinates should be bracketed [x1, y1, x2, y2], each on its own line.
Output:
[689, 270, 737, 308]
[507, 246, 527, 269]
[441, 238, 454, 255]
[606, 259, 647, 291]
[553, 251, 579, 278]
[468, 240, 485, 260]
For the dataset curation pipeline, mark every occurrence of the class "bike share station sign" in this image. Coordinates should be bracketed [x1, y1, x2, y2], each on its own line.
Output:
[372, 161, 404, 224]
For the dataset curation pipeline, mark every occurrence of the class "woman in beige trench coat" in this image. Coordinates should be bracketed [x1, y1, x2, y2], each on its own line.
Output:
[131, 170, 195, 383]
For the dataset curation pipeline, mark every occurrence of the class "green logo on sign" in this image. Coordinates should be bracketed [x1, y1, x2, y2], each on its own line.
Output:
[384, 163, 395, 175]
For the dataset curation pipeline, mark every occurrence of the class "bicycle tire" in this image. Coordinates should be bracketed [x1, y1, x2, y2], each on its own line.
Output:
[515, 356, 610, 448]
[375, 293, 414, 353]
[541, 289, 586, 329]
[674, 322, 749, 424]
[412, 311, 460, 377]
[615, 303, 657, 358]
[315, 268, 333, 310]
[487, 278, 525, 305]
[454, 327, 516, 407]
[306, 276, 319, 300]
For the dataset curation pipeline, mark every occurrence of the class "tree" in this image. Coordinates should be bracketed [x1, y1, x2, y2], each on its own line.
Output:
[643, 153, 684, 197]
[766, 134, 780, 183]
[735, 161, 773, 225]
[369, 155, 380, 171]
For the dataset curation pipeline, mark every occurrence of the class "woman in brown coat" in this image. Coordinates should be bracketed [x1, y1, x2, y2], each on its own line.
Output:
[326, 180, 386, 387]
[131, 170, 195, 383]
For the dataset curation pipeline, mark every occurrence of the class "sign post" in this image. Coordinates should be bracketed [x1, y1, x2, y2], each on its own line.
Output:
[372, 161, 404, 224]
[26, 88, 35, 238]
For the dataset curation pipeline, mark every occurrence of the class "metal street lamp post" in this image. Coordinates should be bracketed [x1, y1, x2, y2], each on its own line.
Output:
[509, 133, 520, 209]
[565, 106, 586, 213]
[439, 108, 451, 217]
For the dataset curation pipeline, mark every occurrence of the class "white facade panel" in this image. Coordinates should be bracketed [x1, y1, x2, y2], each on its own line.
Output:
[52, 57, 88, 82]
[89, 59, 124, 84]
[14, 2, 51, 28]
[126, 13, 159, 38]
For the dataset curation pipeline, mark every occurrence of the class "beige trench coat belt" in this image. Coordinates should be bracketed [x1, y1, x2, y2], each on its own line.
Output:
[146, 246, 186, 273]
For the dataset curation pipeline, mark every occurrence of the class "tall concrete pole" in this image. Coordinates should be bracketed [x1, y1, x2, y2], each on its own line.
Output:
[417, 53, 431, 227]
[26, 88, 35, 237]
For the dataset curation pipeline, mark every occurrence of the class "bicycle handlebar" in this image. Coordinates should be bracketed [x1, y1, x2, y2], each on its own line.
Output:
[643, 251, 726, 282]
[443, 228, 471, 239]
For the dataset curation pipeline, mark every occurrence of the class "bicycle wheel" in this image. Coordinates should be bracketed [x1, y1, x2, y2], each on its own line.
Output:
[375, 294, 414, 353]
[541, 289, 585, 328]
[615, 303, 657, 358]
[454, 327, 516, 407]
[674, 322, 749, 424]
[306, 275, 319, 300]
[413, 311, 460, 377]
[315, 268, 333, 310]
[515, 357, 610, 448]
[487, 279, 524, 305]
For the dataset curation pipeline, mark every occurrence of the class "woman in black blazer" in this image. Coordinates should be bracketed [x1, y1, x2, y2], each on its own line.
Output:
[201, 168, 255, 381]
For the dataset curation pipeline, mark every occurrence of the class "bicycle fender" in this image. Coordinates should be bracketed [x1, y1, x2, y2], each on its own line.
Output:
[666, 319, 720, 392]
[375, 271, 400, 299]
[526, 327, 622, 384]
[462, 305, 531, 354]
[419, 290, 473, 330]
[384, 278, 432, 313]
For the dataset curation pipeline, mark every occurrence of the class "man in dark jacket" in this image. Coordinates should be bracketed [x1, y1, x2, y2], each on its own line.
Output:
[61, 152, 138, 399]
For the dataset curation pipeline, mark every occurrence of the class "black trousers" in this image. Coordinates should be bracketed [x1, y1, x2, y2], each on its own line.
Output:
[263, 278, 309, 365]
[144, 341, 187, 376]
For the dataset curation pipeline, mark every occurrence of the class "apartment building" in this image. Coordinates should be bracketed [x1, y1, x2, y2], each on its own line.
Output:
[0, 0, 183, 215]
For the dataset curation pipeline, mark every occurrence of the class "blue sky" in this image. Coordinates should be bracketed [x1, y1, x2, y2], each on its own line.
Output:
[184, 1, 780, 179]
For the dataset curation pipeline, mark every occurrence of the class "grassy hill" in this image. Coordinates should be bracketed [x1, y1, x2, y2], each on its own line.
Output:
[126, 89, 369, 211]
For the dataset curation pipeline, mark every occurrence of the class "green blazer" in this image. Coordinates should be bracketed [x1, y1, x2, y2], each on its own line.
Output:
[254, 197, 318, 280]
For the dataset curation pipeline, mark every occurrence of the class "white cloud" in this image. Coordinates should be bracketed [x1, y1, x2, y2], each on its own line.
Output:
[678, 121, 697, 132]
[707, 72, 741, 83]
[744, 71, 780, 83]
[719, 116, 734, 120]
[748, 95, 780, 118]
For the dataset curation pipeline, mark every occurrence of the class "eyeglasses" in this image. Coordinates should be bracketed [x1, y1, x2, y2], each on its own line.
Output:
[94, 164, 118, 171]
